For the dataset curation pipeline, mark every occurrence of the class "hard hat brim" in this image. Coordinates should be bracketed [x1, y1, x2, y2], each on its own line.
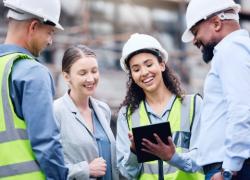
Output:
[120, 47, 168, 73]
[55, 23, 64, 30]
[182, 29, 194, 43]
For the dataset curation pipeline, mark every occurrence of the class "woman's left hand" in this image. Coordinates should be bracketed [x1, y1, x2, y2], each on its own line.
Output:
[141, 134, 175, 161]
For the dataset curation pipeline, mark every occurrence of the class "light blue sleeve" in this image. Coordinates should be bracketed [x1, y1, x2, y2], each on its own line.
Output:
[168, 95, 203, 173]
[116, 106, 143, 179]
[11, 60, 68, 180]
[218, 40, 250, 171]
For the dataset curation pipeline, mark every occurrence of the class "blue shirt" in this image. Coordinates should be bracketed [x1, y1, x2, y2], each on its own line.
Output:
[92, 109, 112, 180]
[116, 95, 203, 179]
[197, 30, 250, 171]
[0, 44, 68, 180]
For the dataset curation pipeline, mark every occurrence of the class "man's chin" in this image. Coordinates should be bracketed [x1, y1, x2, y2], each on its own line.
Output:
[201, 42, 217, 64]
[202, 55, 212, 64]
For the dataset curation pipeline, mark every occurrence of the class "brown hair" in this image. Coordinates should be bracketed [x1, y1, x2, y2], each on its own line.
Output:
[62, 44, 96, 73]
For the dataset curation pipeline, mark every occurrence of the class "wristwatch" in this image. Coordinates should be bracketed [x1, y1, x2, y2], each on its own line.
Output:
[221, 169, 233, 179]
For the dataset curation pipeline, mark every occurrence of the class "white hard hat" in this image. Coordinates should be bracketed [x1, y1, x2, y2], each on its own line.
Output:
[120, 33, 168, 73]
[182, 0, 241, 43]
[3, 0, 63, 30]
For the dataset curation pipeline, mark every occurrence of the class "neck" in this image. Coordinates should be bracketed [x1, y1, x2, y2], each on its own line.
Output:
[221, 22, 241, 39]
[4, 21, 30, 51]
[145, 84, 173, 106]
[69, 90, 90, 110]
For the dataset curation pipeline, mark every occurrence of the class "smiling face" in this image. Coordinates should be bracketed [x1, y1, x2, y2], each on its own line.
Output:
[129, 52, 165, 93]
[63, 56, 99, 97]
[191, 16, 221, 63]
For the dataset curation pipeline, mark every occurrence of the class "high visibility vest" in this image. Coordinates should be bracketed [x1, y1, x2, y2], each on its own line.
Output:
[127, 95, 204, 180]
[0, 53, 45, 180]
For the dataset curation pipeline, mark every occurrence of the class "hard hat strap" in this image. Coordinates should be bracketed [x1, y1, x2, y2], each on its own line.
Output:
[217, 12, 239, 22]
[7, 9, 56, 27]
[7, 9, 37, 21]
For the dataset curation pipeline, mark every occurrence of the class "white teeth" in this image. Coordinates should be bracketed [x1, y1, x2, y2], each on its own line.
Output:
[143, 77, 153, 83]
[84, 84, 94, 88]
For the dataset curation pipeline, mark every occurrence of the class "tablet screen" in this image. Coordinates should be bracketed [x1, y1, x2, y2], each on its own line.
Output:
[132, 122, 172, 163]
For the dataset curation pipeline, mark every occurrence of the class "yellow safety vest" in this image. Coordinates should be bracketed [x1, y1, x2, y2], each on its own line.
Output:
[127, 95, 204, 180]
[0, 53, 45, 180]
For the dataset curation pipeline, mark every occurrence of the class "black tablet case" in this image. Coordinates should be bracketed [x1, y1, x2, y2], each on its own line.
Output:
[132, 122, 172, 163]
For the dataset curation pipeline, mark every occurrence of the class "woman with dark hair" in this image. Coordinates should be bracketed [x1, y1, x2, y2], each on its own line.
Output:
[116, 34, 204, 180]
[53, 45, 119, 180]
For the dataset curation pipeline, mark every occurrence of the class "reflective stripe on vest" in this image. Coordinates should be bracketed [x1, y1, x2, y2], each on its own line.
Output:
[127, 95, 204, 180]
[0, 53, 45, 179]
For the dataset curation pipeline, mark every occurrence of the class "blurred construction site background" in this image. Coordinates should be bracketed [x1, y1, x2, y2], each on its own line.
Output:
[1, 0, 250, 132]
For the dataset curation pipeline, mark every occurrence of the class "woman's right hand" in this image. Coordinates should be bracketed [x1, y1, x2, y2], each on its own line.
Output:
[89, 157, 107, 177]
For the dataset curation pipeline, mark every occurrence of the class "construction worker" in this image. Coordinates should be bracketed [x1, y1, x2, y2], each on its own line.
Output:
[116, 33, 204, 180]
[0, 0, 68, 179]
[182, 0, 250, 180]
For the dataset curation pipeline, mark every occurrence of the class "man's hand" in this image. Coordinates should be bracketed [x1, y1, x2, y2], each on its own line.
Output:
[210, 172, 224, 180]
[141, 134, 175, 161]
[211, 171, 237, 180]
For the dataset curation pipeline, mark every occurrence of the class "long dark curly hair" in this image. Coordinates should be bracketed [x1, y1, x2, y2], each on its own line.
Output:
[120, 49, 184, 116]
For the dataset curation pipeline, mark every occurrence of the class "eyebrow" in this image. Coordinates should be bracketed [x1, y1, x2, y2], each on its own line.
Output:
[131, 59, 152, 68]
[143, 59, 153, 64]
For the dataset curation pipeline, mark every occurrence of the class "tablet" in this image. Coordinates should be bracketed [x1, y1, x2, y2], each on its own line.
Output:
[132, 121, 172, 163]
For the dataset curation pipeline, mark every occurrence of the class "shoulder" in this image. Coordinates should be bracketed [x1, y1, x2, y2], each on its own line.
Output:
[183, 94, 203, 107]
[12, 59, 53, 87]
[91, 98, 112, 121]
[92, 97, 111, 112]
[53, 96, 67, 116]
[14, 59, 49, 75]
[53, 96, 69, 125]
[223, 39, 250, 55]
[217, 31, 250, 59]
[117, 105, 128, 121]
[54, 96, 65, 108]
[118, 106, 128, 115]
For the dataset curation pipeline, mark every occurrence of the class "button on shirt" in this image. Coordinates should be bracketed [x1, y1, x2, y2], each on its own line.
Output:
[197, 30, 250, 171]
[0, 44, 68, 180]
[116, 95, 202, 179]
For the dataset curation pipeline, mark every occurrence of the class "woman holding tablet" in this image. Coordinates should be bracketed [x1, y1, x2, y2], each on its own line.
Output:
[116, 33, 204, 180]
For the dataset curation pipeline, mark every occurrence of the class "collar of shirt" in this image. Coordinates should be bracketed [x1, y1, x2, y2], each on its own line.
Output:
[63, 91, 94, 115]
[0, 44, 35, 58]
[144, 94, 176, 119]
[214, 29, 249, 54]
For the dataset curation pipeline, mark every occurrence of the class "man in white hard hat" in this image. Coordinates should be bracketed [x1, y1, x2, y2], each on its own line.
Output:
[182, 0, 250, 179]
[0, 0, 68, 179]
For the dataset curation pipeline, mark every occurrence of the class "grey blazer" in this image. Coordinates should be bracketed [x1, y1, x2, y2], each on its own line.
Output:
[54, 93, 119, 180]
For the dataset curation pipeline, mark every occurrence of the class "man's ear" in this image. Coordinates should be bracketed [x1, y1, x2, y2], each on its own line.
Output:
[212, 16, 223, 32]
[28, 20, 40, 33]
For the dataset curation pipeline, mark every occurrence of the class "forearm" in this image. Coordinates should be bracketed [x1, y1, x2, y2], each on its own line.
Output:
[223, 108, 250, 171]
[116, 108, 142, 179]
[66, 161, 89, 180]
[168, 151, 202, 173]
[117, 149, 142, 179]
